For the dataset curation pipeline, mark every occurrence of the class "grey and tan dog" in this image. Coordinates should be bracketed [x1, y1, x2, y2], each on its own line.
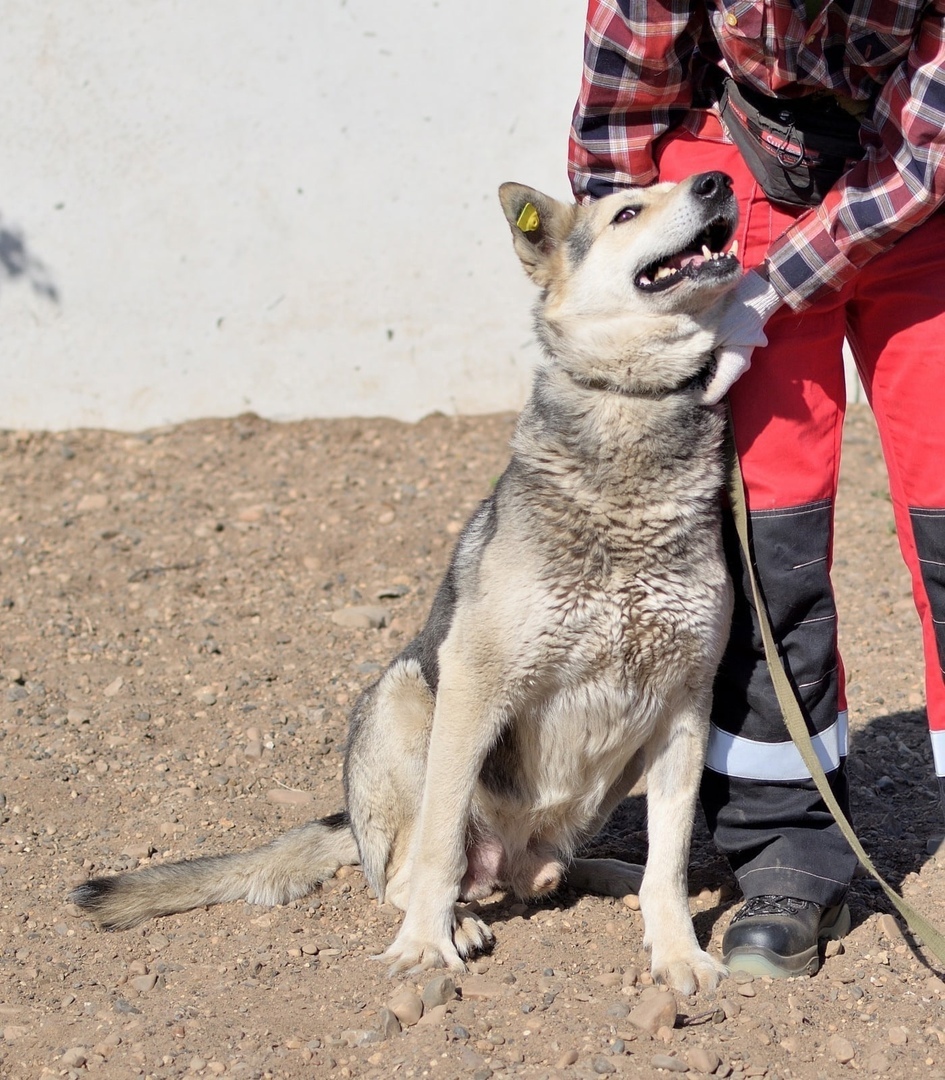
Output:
[72, 172, 741, 994]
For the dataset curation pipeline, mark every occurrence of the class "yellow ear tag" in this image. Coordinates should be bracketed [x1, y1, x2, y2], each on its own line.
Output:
[516, 202, 541, 233]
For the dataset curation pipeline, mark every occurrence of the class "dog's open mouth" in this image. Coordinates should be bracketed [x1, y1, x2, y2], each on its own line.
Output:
[635, 217, 738, 292]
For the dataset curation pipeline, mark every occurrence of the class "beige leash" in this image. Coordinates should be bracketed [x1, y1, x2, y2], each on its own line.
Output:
[725, 414, 945, 968]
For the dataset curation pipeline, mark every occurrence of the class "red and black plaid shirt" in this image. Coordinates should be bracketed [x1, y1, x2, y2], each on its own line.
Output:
[569, 0, 945, 309]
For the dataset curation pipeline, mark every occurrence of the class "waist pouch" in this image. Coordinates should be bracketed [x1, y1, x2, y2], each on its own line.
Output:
[718, 77, 865, 207]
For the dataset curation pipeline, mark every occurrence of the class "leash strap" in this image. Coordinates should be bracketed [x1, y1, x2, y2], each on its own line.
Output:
[725, 418, 945, 965]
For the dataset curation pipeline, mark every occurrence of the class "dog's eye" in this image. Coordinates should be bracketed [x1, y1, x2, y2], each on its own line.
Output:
[612, 206, 640, 225]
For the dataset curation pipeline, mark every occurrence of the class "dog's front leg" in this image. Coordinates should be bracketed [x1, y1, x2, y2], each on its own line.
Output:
[639, 699, 726, 995]
[379, 655, 503, 974]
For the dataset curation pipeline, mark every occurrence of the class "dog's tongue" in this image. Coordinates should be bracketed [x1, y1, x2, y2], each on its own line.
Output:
[645, 247, 711, 285]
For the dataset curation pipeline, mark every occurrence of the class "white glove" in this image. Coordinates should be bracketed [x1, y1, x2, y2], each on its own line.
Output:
[700, 269, 783, 405]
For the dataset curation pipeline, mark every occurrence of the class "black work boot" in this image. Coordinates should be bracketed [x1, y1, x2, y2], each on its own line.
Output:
[722, 895, 851, 978]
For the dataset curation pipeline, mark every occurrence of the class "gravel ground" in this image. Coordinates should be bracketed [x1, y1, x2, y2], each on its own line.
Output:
[1, 403, 944, 1080]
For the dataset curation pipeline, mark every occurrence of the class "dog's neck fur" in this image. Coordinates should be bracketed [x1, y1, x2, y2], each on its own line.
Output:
[512, 363, 726, 504]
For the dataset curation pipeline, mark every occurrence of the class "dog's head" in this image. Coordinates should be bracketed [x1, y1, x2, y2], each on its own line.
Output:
[499, 174, 741, 397]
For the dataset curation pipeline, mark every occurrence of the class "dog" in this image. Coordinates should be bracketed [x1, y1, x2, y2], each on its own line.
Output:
[71, 171, 740, 994]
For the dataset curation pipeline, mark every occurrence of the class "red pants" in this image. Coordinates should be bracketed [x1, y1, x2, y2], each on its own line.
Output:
[656, 114, 945, 903]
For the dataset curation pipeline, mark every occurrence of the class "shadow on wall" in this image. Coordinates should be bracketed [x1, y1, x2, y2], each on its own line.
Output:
[0, 214, 60, 302]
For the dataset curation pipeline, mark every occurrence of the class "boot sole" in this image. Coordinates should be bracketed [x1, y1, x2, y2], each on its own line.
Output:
[723, 903, 852, 979]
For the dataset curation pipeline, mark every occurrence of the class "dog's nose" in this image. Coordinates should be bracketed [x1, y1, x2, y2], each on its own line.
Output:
[691, 172, 733, 200]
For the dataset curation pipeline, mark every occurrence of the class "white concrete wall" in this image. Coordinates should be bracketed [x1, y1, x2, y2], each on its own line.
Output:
[0, 1, 587, 431]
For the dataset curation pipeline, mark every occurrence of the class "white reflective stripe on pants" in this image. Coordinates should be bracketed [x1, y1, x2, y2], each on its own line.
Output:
[931, 728, 945, 777]
[705, 711, 848, 782]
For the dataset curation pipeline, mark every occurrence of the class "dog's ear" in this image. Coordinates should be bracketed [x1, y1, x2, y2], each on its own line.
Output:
[499, 183, 577, 284]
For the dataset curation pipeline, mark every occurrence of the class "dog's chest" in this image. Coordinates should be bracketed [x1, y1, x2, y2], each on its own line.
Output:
[535, 499, 722, 668]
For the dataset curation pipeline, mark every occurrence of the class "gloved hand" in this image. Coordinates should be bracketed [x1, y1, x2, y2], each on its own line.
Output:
[700, 269, 783, 405]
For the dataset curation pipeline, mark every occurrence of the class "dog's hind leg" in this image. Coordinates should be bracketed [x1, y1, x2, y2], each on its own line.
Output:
[345, 658, 434, 907]
[639, 699, 726, 994]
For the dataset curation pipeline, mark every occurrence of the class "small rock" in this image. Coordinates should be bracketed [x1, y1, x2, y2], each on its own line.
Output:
[376, 1007, 401, 1038]
[688, 1046, 721, 1073]
[417, 1003, 449, 1026]
[556, 1049, 580, 1067]
[265, 787, 314, 806]
[877, 913, 901, 940]
[61, 1048, 89, 1068]
[592, 1056, 617, 1074]
[824, 938, 844, 958]
[623, 965, 640, 987]
[342, 1029, 383, 1047]
[377, 584, 409, 599]
[719, 997, 740, 1020]
[627, 988, 678, 1035]
[103, 676, 124, 698]
[195, 689, 217, 706]
[330, 605, 391, 630]
[650, 1053, 688, 1072]
[623, 894, 641, 911]
[735, 981, 757, 997]
[460, 976, 512, 1000]
[77, 493, 108, 512]
[459, 1049, 489, 1070]
[244, 740, 264, 760]
[925, 836, 945, 858]
[388, 986, 423, 1026]
[123, 842, 155, 860]
[189, 1056, 207, 1072]
[596, 971, 623, 988]
[865, 1051, 890, 1073]
[887, 1026, 909, 1046]
[3, 1026, 28, 1043]
[130, 973, 159, 993]
[422, 974, 456, 1008]
[828, 1035, 856, 1064]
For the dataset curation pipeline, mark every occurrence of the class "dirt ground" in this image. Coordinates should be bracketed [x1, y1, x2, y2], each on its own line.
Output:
[2, 402, 944, 1080]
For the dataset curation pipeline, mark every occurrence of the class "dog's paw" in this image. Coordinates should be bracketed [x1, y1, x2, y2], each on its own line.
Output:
[377, 905, 494, 976]
[453, 905, 495, 958]
[651, 948, 727, 996]
[378, 936, 466, 976]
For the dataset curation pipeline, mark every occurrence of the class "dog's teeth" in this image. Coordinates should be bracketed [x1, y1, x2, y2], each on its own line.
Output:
[729, 239, 739, 258]
[701, 245, 712, 260]
[655, 266, 675, 280]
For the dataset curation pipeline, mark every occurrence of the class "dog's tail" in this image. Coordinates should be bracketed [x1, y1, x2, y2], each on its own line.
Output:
[69, 811, 359, 930]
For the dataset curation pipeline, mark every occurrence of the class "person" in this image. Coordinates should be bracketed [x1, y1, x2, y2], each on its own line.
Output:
[569, 0, 945, 978]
